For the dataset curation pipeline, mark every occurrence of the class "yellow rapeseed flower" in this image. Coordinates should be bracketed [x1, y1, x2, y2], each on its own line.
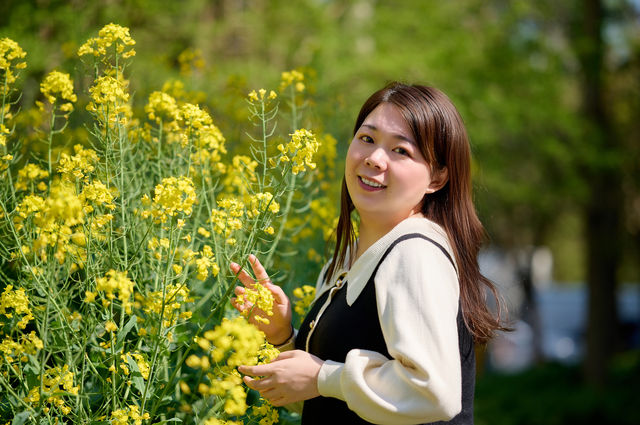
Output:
[179, 103, 212, 130]
[247, 192, 279, 218]
[194, 245, 220, 281]
[96, 269, 135, 314]
[0, 285, 34, 329]
[24, 365, 78, 415]
[150, 176, 197, 223]
[250, 399, 280, 425]
[279, 69, 305, 93]
[293, 284, 316, 316]
[277, 129, 319, 174]
[203, 418, 243, 425]
[0, 124, 10, 147]
[237, 282, 275, 324]
[0, 37, 27, 84]
[145, 91, 179, 125]
[80, 180, 117, 211]
[198, 316, 279, 417]
[105, 320, 118, 333]
[248, 88, 277, 103]
[87, 75, 130, 121]
[78, 23, 136, 59]
[110, 405, 149, 425]
[140, 284, 192, 328]
[39, 70, 77, 115]
[15, 163, 49, 191]
[177, 47, 205, 75]
[57, 144, 100, 181]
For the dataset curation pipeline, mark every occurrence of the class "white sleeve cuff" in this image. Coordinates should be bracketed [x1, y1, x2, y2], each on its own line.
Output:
[317, 359, 345, 400]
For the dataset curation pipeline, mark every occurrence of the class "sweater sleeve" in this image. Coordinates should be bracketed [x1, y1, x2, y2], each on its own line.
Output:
[316, 238, 462, 424]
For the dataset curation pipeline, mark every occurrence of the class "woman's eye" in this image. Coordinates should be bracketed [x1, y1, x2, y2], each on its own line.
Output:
[393, 147, 410, 156]
[361, 135, 373, 143]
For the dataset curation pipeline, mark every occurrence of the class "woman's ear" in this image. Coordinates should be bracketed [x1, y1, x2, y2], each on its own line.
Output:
[425, 166, 449, 194]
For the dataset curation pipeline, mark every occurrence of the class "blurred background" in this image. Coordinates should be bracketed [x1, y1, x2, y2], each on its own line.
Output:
[2, 0, 639, 423]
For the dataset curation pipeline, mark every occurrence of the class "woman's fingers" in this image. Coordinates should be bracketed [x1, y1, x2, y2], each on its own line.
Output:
[231, 255, 271, 287]
[243, 375, 274, 391]
[238, 364, 268, 377]
[230, 262, 256, 288]
[248, 254, 271, 284]
[264, 282, 289, 305]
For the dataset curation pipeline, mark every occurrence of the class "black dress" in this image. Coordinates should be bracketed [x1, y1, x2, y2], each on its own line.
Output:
[295, 234, 475, 425]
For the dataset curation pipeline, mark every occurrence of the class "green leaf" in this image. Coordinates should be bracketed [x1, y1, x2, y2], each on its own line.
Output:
[12, 412, 30, 425]
[115, 315, 138, 351]
[125, 353, 146, 395]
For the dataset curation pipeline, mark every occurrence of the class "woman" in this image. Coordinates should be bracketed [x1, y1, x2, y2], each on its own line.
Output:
[231, 82, 506, 424]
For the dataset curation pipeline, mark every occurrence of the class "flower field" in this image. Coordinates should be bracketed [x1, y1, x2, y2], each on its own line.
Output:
[0, 24, 331, 425]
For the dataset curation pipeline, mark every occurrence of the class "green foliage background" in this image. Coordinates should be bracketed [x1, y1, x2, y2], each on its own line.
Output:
[3, 0, 638, 282]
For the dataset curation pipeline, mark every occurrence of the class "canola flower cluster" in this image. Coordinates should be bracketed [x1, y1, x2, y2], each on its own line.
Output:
[111, 405, 150, 425]
[0, 25, 331, 425]
[185, 316, 279, 422]
[87, 269, 135, 313]
[0, 37, 27, 85]
[37, 70, 77, 115]
[23, 364, 79, 415]
[1, 38, 27, 150]
[14, 182, 87, 264]
[143, 90, 228, 182]
[57, 144, 100, 181]
[279, 69, 305, 93]
[87, 75, 132, 126]
[236, 282, 276, 325]
[139, 283, 193, 331]
[0, 285, 34, 330]
[15, 163, 49, 192]
[293, 284, 316, 316]
[78, 23, 136, 60]
[143, 176, 196, 223]
[177, 47, 205, 76]
[277, 129, 319, 175]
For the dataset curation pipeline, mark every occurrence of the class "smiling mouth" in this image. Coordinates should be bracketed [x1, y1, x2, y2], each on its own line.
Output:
[359, 176, 386, 189]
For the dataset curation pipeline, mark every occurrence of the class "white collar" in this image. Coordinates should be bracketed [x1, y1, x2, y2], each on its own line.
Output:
[317, 217, 453, 305]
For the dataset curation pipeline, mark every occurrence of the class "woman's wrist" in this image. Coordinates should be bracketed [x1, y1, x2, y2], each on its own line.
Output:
[269, 325, 294, 346]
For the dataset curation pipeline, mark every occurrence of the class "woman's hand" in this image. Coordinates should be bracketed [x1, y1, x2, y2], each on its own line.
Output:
[230, 254, 293, 345]
[238, 350, 323, 406]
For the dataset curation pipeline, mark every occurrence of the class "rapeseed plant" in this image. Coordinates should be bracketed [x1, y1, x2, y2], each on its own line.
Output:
[0, 25, 336, 425]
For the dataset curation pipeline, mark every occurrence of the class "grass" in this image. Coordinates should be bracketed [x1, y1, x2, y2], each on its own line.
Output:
[475, 350, 640, 425]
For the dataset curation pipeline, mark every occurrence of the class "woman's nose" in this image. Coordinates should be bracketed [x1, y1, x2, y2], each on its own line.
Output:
[364, 148, 387, 170]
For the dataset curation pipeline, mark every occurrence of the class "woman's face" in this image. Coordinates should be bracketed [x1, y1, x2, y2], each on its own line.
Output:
[346, 103, 440, 228]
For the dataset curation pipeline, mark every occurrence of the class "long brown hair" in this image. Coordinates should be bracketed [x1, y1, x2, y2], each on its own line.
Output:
[326, 82, 507, 344]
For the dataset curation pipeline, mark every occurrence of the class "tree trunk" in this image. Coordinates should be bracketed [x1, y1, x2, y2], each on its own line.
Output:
[517, 249, 544, 364]
[575, 0, 622, 387]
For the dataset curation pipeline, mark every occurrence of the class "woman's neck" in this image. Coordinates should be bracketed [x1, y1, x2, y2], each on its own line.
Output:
[352, 220, 395, 264]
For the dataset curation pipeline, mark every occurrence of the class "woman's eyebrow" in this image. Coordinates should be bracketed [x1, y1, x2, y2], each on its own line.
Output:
[361, 123, 415, 145]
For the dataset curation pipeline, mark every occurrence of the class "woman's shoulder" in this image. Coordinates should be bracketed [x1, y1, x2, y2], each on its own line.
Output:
[373, 223, 461, 305]
[393, 216, 450, 243]
[343, 217, 457, 305]
[380, 217, 454, 263]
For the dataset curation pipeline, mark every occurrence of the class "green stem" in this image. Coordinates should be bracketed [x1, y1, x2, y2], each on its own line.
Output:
[264, 171, 296, 267]
[38, 291, 51, 411]
[47, 111, 55, 183]
[0, 373, 37, 414]
[110, 302, 117, 411]
[141, 218, 177, 413]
